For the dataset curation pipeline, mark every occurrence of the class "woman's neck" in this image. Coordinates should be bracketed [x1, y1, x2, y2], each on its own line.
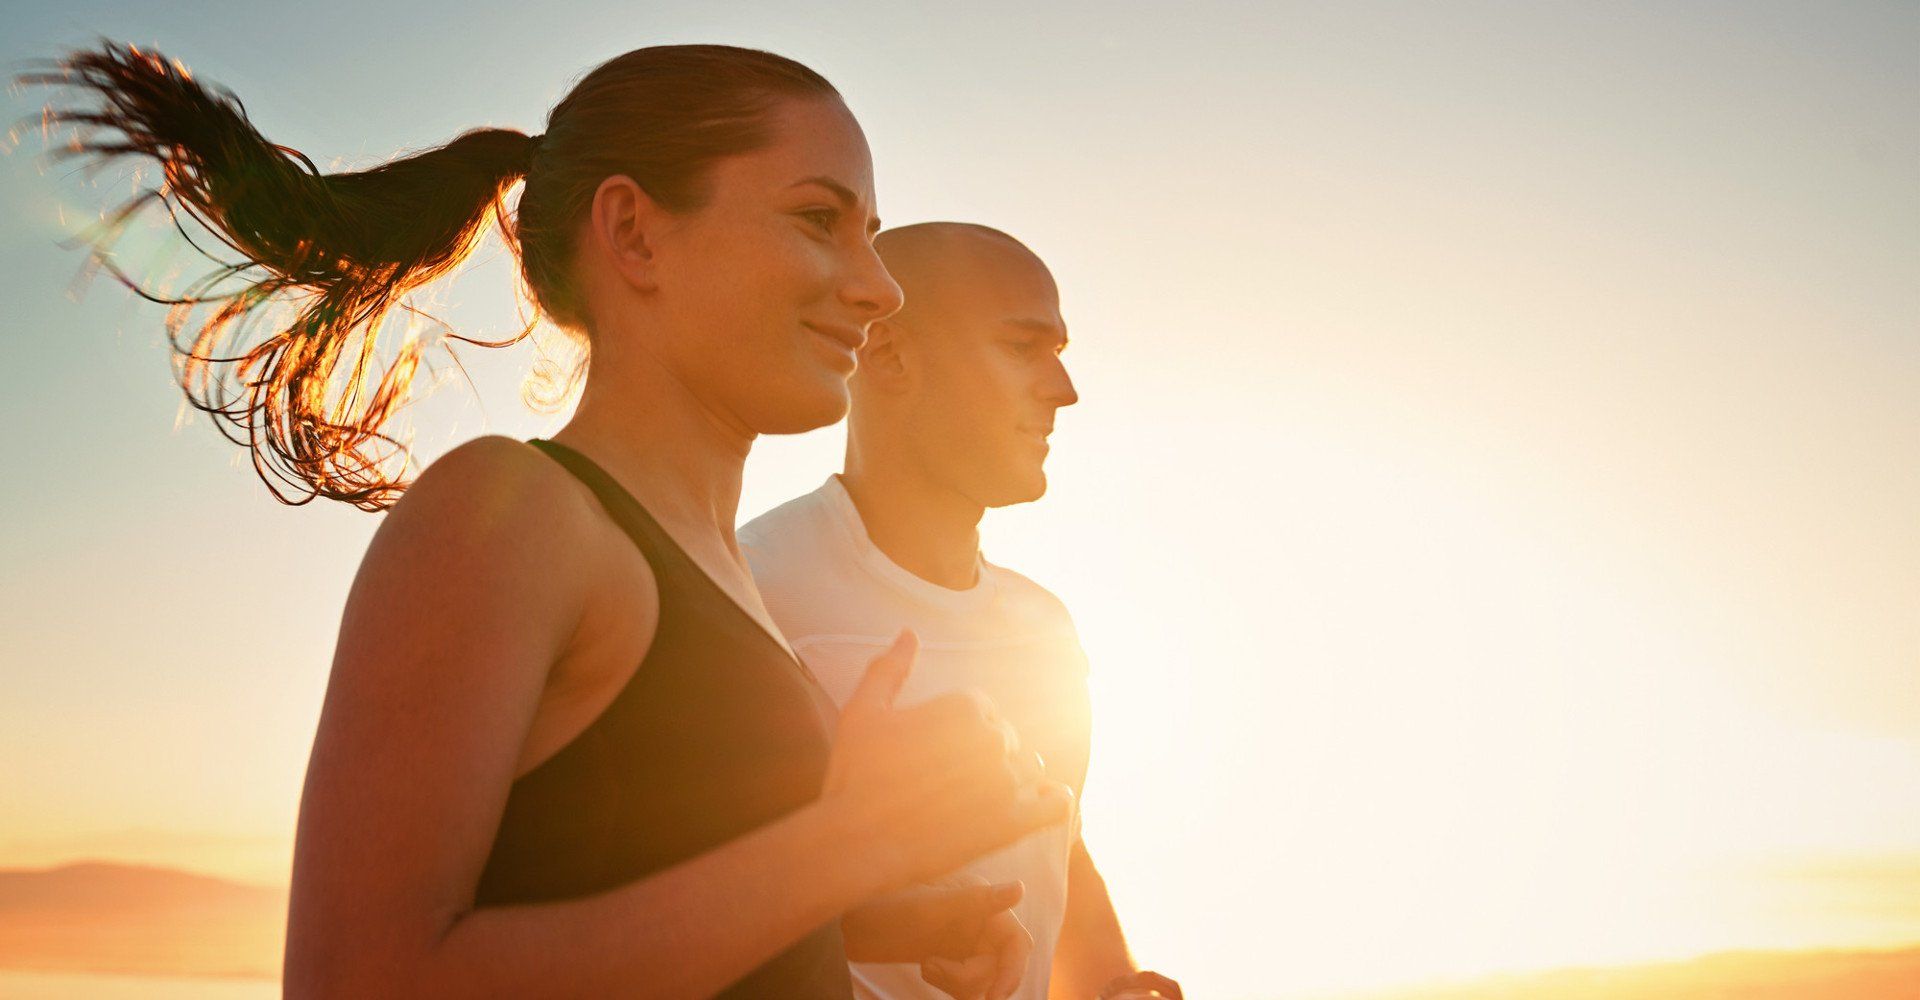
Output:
[551, 343, 754, 547]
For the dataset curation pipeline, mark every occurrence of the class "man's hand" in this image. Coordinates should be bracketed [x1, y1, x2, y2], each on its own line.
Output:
[916, 877, 1032, 1000]
[1096, 970, 1183, 1000]
[841, 875, 1034, 1000]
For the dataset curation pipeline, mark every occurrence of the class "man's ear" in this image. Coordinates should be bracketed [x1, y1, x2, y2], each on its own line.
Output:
[587, 174, 664, 294]
[857, 319, 910, 391]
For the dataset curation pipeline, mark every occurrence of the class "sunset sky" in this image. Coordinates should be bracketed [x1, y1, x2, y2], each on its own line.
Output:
[1, 2, 1916, 998]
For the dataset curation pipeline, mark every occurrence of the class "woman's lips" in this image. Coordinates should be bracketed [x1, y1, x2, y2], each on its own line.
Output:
[805, 322, 865, 353]
[803, 322, 863, 371]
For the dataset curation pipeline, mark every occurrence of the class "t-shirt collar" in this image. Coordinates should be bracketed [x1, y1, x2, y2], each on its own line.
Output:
[820, 474, 999, 612]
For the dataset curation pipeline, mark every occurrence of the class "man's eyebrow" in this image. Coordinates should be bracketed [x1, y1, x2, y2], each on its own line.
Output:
[1004, 316, 1069, 346]
[788, 176, 882, 233]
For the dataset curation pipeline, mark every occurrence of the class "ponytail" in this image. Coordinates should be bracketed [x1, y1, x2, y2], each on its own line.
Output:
[27, 42, 535, 509]
[28, 40, 840, 510]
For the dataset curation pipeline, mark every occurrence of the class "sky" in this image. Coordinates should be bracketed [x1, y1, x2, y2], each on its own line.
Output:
[1, 2, 1916, 997]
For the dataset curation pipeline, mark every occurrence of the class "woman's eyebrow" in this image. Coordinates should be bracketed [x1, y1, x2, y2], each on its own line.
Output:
[788, 176, 882, 233]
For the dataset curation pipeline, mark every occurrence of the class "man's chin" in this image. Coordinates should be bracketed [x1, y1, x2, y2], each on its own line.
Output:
[980, 471, 1048, 509]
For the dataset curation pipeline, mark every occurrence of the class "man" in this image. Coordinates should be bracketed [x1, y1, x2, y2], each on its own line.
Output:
[742, 223, 1179, 1000]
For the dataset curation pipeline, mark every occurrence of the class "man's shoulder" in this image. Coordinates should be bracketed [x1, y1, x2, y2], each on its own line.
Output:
[739, 481, 846, 585]
[982, 558, 1077, 629]
[740, 482, 827, 550]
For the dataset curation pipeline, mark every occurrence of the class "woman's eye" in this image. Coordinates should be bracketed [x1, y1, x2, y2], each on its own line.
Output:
[799, 208, 838, 233]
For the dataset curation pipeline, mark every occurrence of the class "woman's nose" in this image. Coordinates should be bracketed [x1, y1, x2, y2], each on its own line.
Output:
[843, 243, 905, 324]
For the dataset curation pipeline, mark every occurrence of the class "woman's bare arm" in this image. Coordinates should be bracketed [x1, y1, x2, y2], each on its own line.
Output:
[284, 438, 873, 998]
[285, 437, 1071, 999]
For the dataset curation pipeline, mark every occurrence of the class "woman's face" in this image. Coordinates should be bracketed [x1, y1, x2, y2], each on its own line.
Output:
[642, 95, 903, 435]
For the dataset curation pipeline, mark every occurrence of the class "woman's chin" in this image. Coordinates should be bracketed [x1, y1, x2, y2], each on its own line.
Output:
[747, 381, 851, 436]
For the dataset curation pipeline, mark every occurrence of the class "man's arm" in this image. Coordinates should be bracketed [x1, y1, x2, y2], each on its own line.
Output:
[1048, 837, 1135, 999]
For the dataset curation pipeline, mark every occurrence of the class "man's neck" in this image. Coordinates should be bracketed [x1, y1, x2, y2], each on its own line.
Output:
[839, 454, 986, 592]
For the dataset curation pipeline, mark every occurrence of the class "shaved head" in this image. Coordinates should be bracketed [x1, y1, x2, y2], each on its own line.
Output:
[871, 223, 1055, 336]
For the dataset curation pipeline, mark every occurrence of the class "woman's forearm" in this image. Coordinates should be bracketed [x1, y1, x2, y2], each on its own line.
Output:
[300, 801, 882, 999]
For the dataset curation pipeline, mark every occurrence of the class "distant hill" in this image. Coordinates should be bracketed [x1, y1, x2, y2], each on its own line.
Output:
[0, 861, 284, 980]
[1344, 945, 1920, 1000]
[4, 860, 1919, 997]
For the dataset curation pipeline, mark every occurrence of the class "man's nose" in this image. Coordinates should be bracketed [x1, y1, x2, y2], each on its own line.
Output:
[1043, 358, 1079, 408]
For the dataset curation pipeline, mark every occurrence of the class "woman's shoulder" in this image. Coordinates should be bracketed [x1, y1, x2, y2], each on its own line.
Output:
[366, 435, 626, 592]
[409, 434, 575, 500]
[395, 436, 595, 530]
[340, 435, 656, 680]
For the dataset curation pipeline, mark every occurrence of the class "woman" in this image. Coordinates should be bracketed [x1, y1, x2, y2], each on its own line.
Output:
[35, 42, 1070, 998]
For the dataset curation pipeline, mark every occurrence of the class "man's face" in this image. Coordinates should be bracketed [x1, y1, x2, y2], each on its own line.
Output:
[904, 249, 1078, 508]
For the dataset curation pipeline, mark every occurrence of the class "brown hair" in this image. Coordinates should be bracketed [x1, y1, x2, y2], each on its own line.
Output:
[25, 42, 837, 509]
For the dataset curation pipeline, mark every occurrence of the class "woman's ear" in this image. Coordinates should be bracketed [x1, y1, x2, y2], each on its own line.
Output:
[857, 319, 909, 391]
[587, 174, 663, 293]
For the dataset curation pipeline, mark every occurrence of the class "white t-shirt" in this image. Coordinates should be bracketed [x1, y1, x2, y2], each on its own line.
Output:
[740, 476, 1091, 1000]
